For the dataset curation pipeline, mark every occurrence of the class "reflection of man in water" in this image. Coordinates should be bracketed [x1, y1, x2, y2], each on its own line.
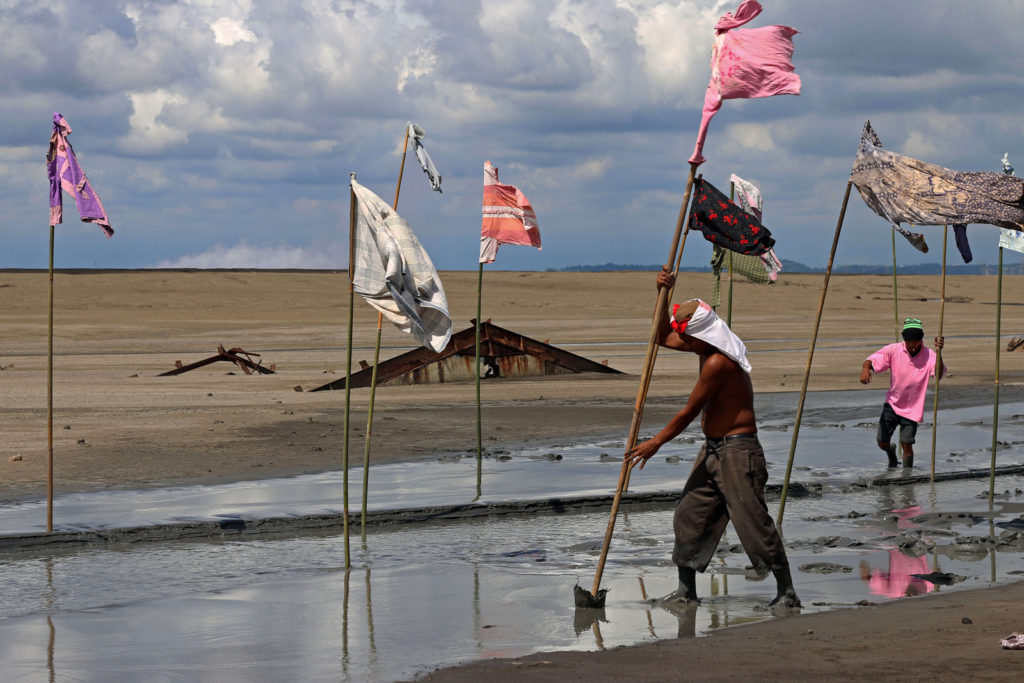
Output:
[860, 550, 934, 598]
[861, 494, 934, 597]
[625, 268, 799, 608]
[860, 318, 945, 469]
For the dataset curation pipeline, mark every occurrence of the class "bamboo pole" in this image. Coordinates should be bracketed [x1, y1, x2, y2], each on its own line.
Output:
[930, 225, 948, 481]
[343, 173, 357, 568]
[586, 162, 698, 603]
[360, 126, 412, 530]
[891, 226, 900, 341]
[727, 182, 735, 326]
[475, 261, 484, 499]
[777, 181, 852, 526]
[47, 224, 55, 532]
[991, 246, 1003, 500]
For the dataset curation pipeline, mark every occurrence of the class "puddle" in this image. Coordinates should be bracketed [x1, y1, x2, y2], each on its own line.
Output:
[3, 392, 1024, 680]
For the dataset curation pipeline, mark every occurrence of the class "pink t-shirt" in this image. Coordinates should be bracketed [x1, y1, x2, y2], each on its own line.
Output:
[867, 342, 941, 422]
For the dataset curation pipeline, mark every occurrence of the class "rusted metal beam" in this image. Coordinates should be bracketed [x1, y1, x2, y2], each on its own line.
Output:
[158, 345, 276, 376]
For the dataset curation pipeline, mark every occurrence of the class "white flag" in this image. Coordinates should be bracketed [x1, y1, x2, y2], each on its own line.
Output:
[351, 178, 452, 352]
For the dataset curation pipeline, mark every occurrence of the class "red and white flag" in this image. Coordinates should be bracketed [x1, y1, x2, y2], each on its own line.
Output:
[480, 161, 541, 263]
[689, 0, 801, 165]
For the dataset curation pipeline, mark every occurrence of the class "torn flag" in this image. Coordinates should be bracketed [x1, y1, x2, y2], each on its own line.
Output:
[689, 0, 801, 165]
[690, 177, 775, 256]
[850, 121, 1024, 261]
[46, 112, 113, 237]
[480, 161, 541, 263]
[351, 177, 452, 352]
[408, 122, 442, 193]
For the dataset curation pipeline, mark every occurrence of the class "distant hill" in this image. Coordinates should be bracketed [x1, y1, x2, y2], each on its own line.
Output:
[548, 260, 1024, 275]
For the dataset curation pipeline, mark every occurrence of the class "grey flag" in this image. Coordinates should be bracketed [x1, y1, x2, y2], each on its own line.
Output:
[850, 121, 1024, 254]
[408, 122, 442, 193]
[351, 178, 452, 352]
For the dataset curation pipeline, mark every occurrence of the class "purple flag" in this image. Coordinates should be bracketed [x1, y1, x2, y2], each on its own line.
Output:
[47, 113, 113, 237]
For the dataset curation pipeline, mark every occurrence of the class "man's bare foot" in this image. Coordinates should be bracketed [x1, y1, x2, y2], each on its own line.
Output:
[768, 587, 801, 609]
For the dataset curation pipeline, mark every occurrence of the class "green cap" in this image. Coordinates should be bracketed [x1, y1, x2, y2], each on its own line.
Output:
[903, 317, 923, 331]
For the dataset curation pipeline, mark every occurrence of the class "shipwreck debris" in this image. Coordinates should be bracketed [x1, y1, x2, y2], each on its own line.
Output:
[159, 345, 276, 376]
[311, 319, 623, 391]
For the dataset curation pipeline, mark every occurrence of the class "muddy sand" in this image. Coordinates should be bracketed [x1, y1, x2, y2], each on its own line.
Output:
[2, 268, 1024, 679]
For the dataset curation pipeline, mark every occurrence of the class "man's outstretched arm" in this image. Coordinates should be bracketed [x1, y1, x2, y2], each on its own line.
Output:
[624, 354, 731, 470]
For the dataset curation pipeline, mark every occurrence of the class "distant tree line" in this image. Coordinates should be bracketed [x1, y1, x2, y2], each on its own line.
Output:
[549, 260, 1024, 275]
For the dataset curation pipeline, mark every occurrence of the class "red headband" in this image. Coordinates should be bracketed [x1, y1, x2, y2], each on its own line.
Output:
[670, 303, 690, 334]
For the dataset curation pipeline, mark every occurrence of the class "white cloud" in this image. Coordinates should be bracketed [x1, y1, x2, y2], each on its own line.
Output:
[121, 89, 190, 152]
[211, 17, 256, 46]
[154, 240, 348, 269]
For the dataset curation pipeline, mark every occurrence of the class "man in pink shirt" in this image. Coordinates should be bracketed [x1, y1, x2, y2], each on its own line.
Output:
[860, 318, 945, 468]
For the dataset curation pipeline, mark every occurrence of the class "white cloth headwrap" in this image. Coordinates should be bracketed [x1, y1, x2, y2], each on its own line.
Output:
[677, 299, 751, 373]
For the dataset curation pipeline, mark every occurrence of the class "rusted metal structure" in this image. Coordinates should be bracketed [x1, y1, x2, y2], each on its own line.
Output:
[311, 320, 622, 391]
[158, 345, 276, 376]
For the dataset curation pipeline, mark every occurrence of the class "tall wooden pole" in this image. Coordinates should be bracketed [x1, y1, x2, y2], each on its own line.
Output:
[777, 182, 852, 525]
[475, 262, 484, 498]
[990, 246, 1004, 500]
[47, 224, 55, 532]
[360, 127, 412, 531]
[727, 182, 735, 327]
[891, 226, 900, 341]
[343, 173, 357, 568]
[587, 162, 698, 602]
[930, 226, 948, 481]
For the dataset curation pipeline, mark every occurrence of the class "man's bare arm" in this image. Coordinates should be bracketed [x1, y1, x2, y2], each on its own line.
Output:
[860, 360, 873, 384]
[625, 354, 731, 470]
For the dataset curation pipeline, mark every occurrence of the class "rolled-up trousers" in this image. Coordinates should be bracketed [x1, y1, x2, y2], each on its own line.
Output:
[672, 434, 790, 576]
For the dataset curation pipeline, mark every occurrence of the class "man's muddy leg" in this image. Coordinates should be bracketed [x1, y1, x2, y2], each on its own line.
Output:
[901, 442, 914, 468]
[878, 440, 898, 468]
[768, 566, 801, 608]
[661, 565, 700, 603]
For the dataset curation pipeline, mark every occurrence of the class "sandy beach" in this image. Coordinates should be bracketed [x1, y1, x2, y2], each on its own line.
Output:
[2, 268, 1024, 679]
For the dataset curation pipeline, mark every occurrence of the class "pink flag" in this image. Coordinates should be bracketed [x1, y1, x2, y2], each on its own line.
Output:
[47, 112, 113, 237]
[689, 0, 801, 165]
[480, 161, 541, 263]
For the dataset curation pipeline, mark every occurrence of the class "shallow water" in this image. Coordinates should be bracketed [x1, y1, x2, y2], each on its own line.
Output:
[3, 392, 1024, 681]
[1, 397, 1021, 535]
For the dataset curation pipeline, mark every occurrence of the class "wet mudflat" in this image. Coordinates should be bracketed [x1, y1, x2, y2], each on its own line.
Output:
[3, 394, 1024, 680]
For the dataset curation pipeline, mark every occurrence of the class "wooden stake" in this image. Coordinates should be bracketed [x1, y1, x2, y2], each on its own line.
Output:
[47, 224, 55, 533]
[991, 246, 1004, 500]
[475, 261, 484, 499]
[777, 181, 852, 526]
[587, 162, 699, 602]
[727, 181, 735, 327]
[930, 225, 947, 481]
[343, 173, 356, 568]
[891, 226, 900, 342]
[361, 126, 412, 531]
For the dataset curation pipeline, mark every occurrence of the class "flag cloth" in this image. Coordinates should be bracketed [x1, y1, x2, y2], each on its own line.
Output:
[408, 122, 442, 193]
[689, 0, 801, 165]
[690, 177, 775, 256]
[480, 160, 541, 263]
[46, 112, 113, 237]
[850, 121, 1024, 260]
[999, 229, 1024, 254]
[710, 173, 780, 307]
[729, 172, 782, 280]
[351, 178, 452, 352]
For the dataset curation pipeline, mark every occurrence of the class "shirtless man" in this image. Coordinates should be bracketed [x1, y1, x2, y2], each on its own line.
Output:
[625, 268, 799, 608]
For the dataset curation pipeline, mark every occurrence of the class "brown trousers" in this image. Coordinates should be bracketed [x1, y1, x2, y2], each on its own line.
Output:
[672, 434, 790, 576]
